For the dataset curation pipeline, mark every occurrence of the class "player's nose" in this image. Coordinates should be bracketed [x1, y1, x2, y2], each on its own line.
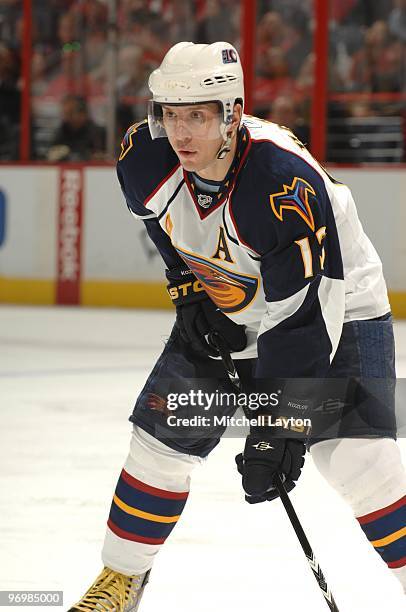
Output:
[173, 120, 192, 141]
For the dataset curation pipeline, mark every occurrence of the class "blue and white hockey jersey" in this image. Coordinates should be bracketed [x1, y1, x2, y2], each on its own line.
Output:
[117, 116, 390, 377]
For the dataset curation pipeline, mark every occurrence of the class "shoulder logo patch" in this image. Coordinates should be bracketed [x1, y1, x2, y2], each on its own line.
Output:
[269, 177, 316, 231]
[119, 120, 147, 161]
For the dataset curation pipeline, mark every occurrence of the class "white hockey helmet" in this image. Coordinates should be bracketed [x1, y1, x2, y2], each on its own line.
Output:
[147, 41, 244, 140]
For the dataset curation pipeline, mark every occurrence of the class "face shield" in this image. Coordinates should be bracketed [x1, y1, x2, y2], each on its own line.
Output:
[147, 101, 229, 141]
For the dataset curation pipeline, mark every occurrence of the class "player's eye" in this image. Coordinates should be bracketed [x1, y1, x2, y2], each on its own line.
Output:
[163, 110, 176, 120]
[190, 111, 205, 122]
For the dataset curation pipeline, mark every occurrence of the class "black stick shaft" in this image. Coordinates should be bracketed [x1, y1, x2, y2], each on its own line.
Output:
[274, 473, 339, 611]
[209, 331, 339, 611]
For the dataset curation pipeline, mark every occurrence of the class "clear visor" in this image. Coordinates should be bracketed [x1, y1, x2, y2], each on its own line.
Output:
[148, 101, 228, 141]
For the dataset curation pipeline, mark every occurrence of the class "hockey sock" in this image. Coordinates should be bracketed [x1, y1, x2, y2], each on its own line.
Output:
[311, 438, 406, 593]
[102, 426, 202, 575]
[107, 468, 189, 545]
[357, 496, 406, 591]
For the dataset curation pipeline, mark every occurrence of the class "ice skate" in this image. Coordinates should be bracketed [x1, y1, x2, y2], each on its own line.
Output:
[69, 566, 150, 611]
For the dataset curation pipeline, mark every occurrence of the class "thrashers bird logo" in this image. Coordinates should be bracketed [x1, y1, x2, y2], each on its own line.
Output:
[269, 177, 316, 231]
[146, 393, 171, 417]
[176, 248, 259, 314]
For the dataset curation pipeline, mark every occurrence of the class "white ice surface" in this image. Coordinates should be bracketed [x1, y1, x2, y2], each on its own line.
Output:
[0, 306, 405, 612]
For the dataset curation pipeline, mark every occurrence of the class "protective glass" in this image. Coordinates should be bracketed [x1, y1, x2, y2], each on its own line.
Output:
[148, 101, 226, 140]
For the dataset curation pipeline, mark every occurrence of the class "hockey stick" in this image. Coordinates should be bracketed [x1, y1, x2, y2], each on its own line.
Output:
[209, 331, 340, 612]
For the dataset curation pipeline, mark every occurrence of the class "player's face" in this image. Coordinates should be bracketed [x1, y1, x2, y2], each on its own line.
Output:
[162, 103, 224, 172]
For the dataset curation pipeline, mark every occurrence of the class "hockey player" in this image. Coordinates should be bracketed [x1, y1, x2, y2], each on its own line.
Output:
[69, 42, 406, 611]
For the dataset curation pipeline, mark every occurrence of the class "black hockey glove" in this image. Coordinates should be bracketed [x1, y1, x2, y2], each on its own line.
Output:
[235, 430, 306, 504]
[166, 270, 247, 357]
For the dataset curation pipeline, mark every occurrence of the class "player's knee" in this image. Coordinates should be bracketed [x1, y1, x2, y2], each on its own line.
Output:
[310, 437, 406, 515]
[125, 425, 203, 491]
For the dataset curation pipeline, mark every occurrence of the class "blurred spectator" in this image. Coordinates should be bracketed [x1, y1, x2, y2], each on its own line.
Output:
[257, 46, 291, 80]
[117, 45, 150, 121]
[284, 9, 312, 78]
[259, 0, 312, 21]
[116, 102, 137, 143]
[0, 0, 21, 49]
[163, 0, 195, 44]
[70, 0, 108, 74]
[39, 10, 106, 97]
[122, 6, 168, 65]
[0, 43, 20, 159]
[43, 44, 105, 98]
[118, 0, 151, 28]
[31, 50, 49, 97]
[295, 52, 315, 98]
[347, 100, 374, 118]
[268, 95, 310, 145]
[330, 0, 358, 24]
[47, 95, 106, 161]
[117, 45, 149, 98]
[118, 0, 146, 42]
[334, 0, 392, 27]
[374, 40, 405, 92]
[350, 20, 404, 92]
[255, 47, 295, 114]
[57, 12, 78, 49]
[257, 11, 287, 54]
[256, 8, 312, 92]
[70, 0, 108, 30]
[196, 0, 238, 44]
[388, 0, 406, 43]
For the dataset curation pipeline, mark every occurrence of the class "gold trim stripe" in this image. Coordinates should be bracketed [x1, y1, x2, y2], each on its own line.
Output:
[81, 281, 171, 309]
[0, 278, 55, 304]
[113, 494, 180, 524]
[388, 292, 406, 319]
[0, 277, 406, 317]
[371, 526, 406, 548]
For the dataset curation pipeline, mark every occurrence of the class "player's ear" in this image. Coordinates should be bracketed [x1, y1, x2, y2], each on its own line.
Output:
[229, 103, 243, 136]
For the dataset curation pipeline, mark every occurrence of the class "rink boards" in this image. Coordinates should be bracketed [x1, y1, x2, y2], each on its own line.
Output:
[0, 164, 405, 316]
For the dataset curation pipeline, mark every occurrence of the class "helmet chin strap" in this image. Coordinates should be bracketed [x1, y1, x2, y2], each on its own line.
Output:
[216, 132, 232, 160]
[216, 111, 241, 160]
